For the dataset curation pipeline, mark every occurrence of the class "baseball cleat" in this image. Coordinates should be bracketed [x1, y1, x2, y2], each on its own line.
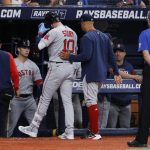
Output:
[18, 126, 38, 137]
[81, 130, 102, 140]
[92, 134, 102, 140]
[58, 132, 74, 140]
[127, 139, 147, 147]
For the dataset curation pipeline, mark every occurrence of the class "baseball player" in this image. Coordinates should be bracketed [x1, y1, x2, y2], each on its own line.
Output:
[8, 39, 43, 137]
[0, 38, 19, 137]
[59, 14, 122, 140]
[18, 12, 78, 140]
[108, 43, 142, 128]
[36, 21, 66, 135]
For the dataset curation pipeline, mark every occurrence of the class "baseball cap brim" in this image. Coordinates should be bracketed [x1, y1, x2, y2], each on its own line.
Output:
[80, 14, 94, 22]
[114, 48, 126, 52]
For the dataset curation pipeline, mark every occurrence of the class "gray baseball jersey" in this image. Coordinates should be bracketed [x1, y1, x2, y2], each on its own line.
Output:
[39, 25, 78, 62]
[8, 58, 42, 137]
[15, 58, 42, 94]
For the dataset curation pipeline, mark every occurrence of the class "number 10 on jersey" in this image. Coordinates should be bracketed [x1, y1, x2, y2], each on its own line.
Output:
[63, 39, 75, 53]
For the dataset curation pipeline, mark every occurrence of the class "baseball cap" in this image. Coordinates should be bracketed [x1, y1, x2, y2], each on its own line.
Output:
[113, 43, 126, 52]
[80, 14, 94, 22]
[17, 39, 30, 48]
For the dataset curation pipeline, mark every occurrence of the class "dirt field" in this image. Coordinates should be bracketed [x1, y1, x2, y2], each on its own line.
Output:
[1, 136, 150, 150]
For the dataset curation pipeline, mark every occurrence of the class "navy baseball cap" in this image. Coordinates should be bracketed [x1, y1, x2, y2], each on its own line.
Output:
[17, 39, 30, 48]
[80, 14, 94, 22]
[114, 43, 126, 52]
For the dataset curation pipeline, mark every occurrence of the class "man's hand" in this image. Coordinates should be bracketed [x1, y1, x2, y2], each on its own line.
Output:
[15, 90, 20, 97]
[59, 51, 70, 60]
[133, 75, 143, 83]
[114, 75, 122, 84]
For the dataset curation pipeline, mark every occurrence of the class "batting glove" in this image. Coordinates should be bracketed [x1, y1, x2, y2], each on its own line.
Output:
[38, 22, 50, 35]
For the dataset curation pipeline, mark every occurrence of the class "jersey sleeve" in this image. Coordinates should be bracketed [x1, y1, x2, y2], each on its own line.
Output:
[33, 64, 43, 84]
[138, 31, 148, 52]
[69, 36, 93, 62]
[8, 53, 19, 92]
[38, 29, 57, 50]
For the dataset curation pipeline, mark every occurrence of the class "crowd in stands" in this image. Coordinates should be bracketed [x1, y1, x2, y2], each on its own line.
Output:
[0, 0, 149, 7]
[0, 0, 66, 6]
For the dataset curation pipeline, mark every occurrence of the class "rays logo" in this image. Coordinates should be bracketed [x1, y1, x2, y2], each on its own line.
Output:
[31, 9, 67, 19]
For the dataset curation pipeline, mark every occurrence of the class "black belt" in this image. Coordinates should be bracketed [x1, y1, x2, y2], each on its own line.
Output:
[49, 61, 69, 64]
[55, 62, 64, 64]
[20, 94, 32, 98]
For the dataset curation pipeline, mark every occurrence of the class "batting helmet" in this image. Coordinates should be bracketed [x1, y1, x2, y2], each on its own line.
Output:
[44, 12, 60, 27]
[17, 39, 30, 48]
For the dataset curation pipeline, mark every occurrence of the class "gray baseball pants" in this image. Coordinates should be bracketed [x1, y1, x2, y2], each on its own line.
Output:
[8, 95, 37, 137]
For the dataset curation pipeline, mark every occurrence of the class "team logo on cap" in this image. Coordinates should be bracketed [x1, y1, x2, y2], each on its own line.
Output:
[117, 44, 121, 48]
[23, 40, 30, 47]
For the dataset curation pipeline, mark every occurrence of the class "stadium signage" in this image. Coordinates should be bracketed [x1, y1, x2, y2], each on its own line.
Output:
[31, 10, 49, 18]
[0, 7, 148, 20]
[73, 81, 83, 88]
[0, 9, 21, 18]
[72, 79, 141, 93]
[31, 9, 67, 19]
[101, 83, 141, 89]
[76, 9, 145, 19]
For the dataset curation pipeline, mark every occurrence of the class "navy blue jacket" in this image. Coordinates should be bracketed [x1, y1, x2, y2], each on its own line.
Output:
[69, 30, 119, 83]
[0, 50, 12, 92]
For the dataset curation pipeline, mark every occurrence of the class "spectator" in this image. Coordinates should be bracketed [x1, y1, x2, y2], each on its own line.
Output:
[116, 0, 146, 8]
[59, 0, 66, 5]
[0, 38, 19, 137]
[20, 0, 40, 7]
[2, 0, 39, 5]
[107, 43, 142, 128]
[1, 0, 11, 4]
[49, 0, 66, 6]
[12, 0, 22, 5]
[21, 0, 30, 6]
[1, 0, 22, 5]
[77, 0, 88, 5]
